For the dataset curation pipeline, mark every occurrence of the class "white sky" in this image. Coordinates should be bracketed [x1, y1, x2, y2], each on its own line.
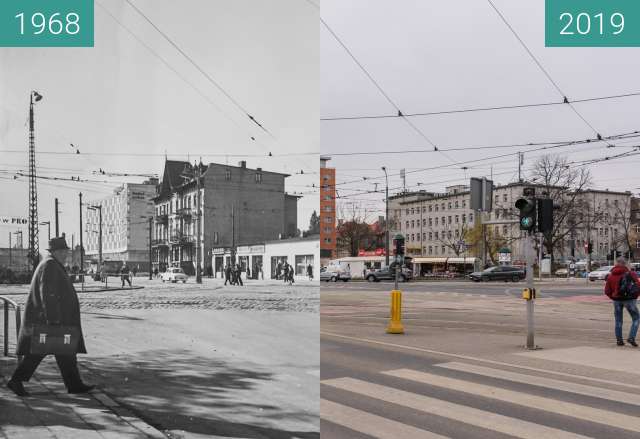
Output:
[321, 0, 640, 222]
[0, 0, 319, 247]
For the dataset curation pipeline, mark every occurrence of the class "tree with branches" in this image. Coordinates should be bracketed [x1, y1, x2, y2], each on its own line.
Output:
[528, 155, 597, 267]
[336, 203, 376, 257]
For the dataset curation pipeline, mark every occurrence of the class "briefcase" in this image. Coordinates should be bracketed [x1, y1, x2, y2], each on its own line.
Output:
[29, 325, 80, 355]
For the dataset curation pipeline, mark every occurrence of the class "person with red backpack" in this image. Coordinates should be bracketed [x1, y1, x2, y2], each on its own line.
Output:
[604, 257, 640, 347]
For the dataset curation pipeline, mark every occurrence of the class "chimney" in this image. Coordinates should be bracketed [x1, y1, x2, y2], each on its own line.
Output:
[238, 161, 247, 168]
[256, 167, 262, 172]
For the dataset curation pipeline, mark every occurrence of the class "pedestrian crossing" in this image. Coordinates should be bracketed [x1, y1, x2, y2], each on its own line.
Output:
[321, 361, 640, 438]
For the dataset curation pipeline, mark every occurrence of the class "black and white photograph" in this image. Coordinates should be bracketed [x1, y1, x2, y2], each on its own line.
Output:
[0, 1, 319, 437]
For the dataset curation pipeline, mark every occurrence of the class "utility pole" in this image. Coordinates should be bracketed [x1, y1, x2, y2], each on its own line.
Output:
[79, 193, 84, 274]
[525, 232, 536, 349]
[148, 216, 153, 280]
[55, 198, 60, 237]
[8, 232, 11, 268]
[40, 221, 50, 241]
[88, 204, 103, 271]
[28, 91, 43, 274]
[231, 204, 236, 265]
[195, 162, 202, 284]
[382, 166, 390, 266]
[518, 152, 523, 182]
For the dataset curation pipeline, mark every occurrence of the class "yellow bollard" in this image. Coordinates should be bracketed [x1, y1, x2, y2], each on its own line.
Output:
[386, 290, 404, 334]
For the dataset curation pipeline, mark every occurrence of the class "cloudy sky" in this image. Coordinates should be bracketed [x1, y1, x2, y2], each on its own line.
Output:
[0, 0, 318, 247]
[321, 0, 640, 221]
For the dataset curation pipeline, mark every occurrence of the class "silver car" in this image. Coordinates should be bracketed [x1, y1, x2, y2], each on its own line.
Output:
[320, 267, 351, 282]
[587, 266, 613, 282]
[161, 267, 189, 283]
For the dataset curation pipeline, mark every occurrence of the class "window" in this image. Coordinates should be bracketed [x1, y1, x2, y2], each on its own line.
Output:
[324, 237, 332, 244]
[462, 214, 466, 223]
[469, 213, 474, 223]
[422, 219, 427, 226]
[429, 205, 433, 212]
[225, 169, 231, 181]
[406, 221, 410, 229]
[435, 205, 439, 212]
[406, 209, 410, 215]
[503, 225, 508, 235]
[435, 231, 439, 239]
[455, 201, 459, 208]
[455, 230, 459, 238]
[411, 220, 415, 228]
[447, 231, 452, 239]
[435, 218, 439, 226]
[448, 202, 452, 209]
[503, 194, 507, 202]
[423, 233, 426, 241]
[441, 245, 445, 254]
[255, 172, 262, 183]
[455, 215, 459, 223]
[411, 208, 415, 215]
[636, 240, 640, 249]
[324, 216, 333, 223]
[441, 203, 445, 210]
[323, 205, 332, 212]
[322, 175, 329, 181]
[323, 195, 332, 201]
[429, 218, 433, 227]
[429, 232, 433, 240]
[411, 234, 415, 241]
[428, 246, 433, 255]
[213, 231, 219, 244]
[422, 206, 426, 213]
[462, 200, 466, 208]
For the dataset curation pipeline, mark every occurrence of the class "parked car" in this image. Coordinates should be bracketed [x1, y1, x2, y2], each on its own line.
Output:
[320, 267, 351, 282]
[555, 268, 569, 276]
[587, 265, 614, 282]
[161, 267, 188, 283]
[366, 266, 412, 282]
[469, 266, 525, 282]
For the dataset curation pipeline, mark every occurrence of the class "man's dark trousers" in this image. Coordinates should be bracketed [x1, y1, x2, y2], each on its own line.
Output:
[12, 354, 83, 390]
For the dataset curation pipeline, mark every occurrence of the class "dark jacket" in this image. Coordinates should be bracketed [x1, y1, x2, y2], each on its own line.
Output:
[16, 254, 87, 355]
[605, 265, 640, 301]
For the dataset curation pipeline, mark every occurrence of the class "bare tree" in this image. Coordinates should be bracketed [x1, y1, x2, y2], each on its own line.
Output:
[611, 196, 636, 259]
[336, 203, 376, 257]
[432, 222, 470, 256]
[528, 155, 595, 267]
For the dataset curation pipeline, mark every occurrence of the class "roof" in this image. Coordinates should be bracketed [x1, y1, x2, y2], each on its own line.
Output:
[264, 234, 319, 245]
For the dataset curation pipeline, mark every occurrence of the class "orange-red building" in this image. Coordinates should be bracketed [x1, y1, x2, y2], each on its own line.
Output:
[320, 156, 336, 262]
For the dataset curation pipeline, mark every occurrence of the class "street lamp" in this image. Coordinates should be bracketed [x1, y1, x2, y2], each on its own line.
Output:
[382, 166, 389, 266]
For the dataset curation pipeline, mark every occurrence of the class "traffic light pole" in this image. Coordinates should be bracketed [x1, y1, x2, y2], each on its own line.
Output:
[525, 232, 537, 349]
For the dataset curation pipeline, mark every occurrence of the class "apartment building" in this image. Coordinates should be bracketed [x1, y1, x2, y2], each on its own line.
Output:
[84, 180, 157, 270]
[389, 182, 632, 263]
[152, 160, 298, 275]
[320, 156, 336, 263]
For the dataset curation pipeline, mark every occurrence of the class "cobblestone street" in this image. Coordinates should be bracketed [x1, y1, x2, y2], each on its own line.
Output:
[1, 278, 320, 438]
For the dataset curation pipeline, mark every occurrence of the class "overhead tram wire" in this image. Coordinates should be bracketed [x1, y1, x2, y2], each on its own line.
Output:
[486, 0, 607, 142]
[95, 1, 266, 148]
[327, 129, 640, 188]
[122, 0, 273, 139]
[335, 146, 640, 200]
[321, 91, 640, 121]
[320, 17, 457, 164]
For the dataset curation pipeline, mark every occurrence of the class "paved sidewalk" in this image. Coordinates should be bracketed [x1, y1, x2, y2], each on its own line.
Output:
[1, 357, 165, 439]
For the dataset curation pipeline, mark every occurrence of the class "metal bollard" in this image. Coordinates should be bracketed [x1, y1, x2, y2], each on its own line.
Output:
[386, 290, 404, 334]
[4, 302, 8, 357]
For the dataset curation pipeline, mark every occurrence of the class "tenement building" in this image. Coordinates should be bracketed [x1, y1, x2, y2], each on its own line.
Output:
[152, 160, 298, 275]
[85, 180, 157, 271]
[389, 183, 632, 264]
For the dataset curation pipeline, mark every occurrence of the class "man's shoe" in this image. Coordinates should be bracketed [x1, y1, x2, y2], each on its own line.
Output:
[6, 379, 29, 397]
[627, 338, 638, 347]
[68, 384, 96, 394]
[617, 339, 625, 346]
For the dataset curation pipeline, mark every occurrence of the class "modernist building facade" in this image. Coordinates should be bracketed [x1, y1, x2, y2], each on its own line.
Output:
[320, 156, 336, 262]
[152, 160, 298, 275]
[389, 182, 633, 264]
[84, 181, 157, 270]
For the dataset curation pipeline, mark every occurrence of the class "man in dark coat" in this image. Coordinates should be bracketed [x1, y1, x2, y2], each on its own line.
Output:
[605, 257, 640, 346]
[120, 262, 132, 287]
[224, 264, 232, 285]
[7, 237, 94, 397]
[236, 263, 243, 286]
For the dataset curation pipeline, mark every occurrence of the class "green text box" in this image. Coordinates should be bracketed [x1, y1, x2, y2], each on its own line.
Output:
[0, 0, 93, 47]
[546, 0, 640, 47]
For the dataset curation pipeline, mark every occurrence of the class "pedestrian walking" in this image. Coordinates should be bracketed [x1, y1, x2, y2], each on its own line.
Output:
[224, 264, 232, 286]
[133, 265, 138, 278]
[7, 237, 94, 397]
[604, 257, 640, 347]
[276, 261, 282, 280]
[120, 262, 132, 287]
[154, 267, 159, 279]
[236, 263, 244, 286]
[246, 265, 251, 280]
[259, 263, 264, 280]
[307, 263, 313, 281]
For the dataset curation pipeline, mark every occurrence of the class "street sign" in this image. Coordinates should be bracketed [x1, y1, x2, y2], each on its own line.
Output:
[470, 178, 493, 212]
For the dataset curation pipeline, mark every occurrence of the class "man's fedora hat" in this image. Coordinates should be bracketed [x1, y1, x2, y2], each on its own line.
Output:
[48, 236, 70, 251]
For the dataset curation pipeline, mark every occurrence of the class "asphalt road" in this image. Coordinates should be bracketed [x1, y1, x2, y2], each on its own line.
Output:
[321, 278, 604, 298]
[320, 281, 640, 438]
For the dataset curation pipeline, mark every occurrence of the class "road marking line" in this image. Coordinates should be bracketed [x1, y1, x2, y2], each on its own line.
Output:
[436, 362, 640, 406]
[320, 399, 449, 439]
[320, 331, 640, 390]
[384, 369, 640, 432]
[322, 378, 592, 439]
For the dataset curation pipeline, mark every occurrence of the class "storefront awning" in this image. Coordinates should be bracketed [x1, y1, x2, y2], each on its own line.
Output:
[413, 257, 477, 264]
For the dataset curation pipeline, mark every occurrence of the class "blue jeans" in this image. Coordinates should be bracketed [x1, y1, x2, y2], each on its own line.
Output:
[614, 300, 640, 341]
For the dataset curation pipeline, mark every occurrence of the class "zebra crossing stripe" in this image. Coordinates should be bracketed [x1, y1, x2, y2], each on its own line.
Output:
[383, 369, 640, 433]
[322, 378, 592, 439]
[436, 362, 640, 407]
[320, 399, 450, 439]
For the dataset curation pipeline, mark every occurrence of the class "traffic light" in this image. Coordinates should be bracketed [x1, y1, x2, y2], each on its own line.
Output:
[536, 198, 553, 233]
[393, 234, 405, 257]
[515, 197, 536, 232]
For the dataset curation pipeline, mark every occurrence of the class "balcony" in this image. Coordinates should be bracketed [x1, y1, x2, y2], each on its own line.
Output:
[155, 214, 168, 225]
[175, 207, 193, 219]
[169, 233, 195, 246]
[152, 239, 169, 248]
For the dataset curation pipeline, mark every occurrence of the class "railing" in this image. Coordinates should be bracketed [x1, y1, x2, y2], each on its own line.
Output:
[175, 207, 193, 218]
[152, 239, 169, 247]
[0, 296, 21, 357]
[169, 233, 195, 245]
[155, 214, 168, 224]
